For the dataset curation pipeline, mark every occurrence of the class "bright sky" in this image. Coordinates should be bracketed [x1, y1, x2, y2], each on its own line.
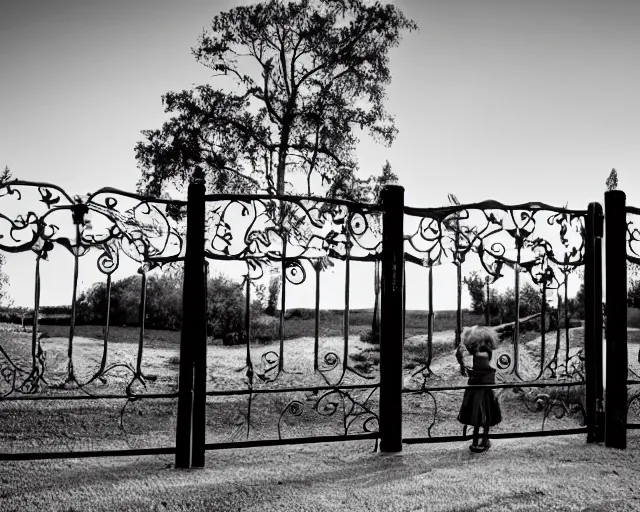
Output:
[1, 0, 639, 311]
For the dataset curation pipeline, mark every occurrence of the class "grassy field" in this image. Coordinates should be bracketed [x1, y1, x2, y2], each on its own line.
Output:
[32, 308, 486, 344]
[2, 314, 640, 511]
[0, 308, 598, 455]
[1, 434, 639, 511]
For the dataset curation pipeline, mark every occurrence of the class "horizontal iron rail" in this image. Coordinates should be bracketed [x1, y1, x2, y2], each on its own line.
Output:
[0, 180, 189, 206]
[403, 428, 588, 444]
[0, 392, 179, 402]
[405, 200, 588, 218]
[627, 380, 640, 385]
[627, 254, 640, 266]
[203, 192, 382, 211]
[627, 206, 640, 216]
[627, 424, 640, 430]
[0, 446, 176, 461]
[205, 433, 378, 451]
[1, 180, 75, 203]
[204, 250, 378, 263]
[403, 380, 585, 393]
[206, 383, 379, 397]
[86, 187, 188, 205]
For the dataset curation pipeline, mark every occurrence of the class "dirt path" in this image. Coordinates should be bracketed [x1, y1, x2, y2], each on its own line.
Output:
[2, 433, 640, 512]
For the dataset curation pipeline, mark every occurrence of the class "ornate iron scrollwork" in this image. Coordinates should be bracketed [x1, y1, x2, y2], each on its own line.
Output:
[403, 200, 588, 437]
[0, 180, 185, 440]
[202, 193, 382, 442]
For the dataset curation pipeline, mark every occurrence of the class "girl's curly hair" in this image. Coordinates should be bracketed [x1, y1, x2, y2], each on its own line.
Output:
[463, 326, 498, 358]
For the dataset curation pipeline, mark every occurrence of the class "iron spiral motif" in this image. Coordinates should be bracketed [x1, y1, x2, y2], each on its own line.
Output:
[626, 205, 640, 418]
[0, 180, 185, 439]
[626, 206, 640, 267]
[205, 195, 381, 262]
[202, 193, 382, 442]
[403, 201, 588, 437]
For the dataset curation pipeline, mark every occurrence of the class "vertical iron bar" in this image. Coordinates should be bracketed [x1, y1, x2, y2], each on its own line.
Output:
[175, 169, 206, 468]
[372, 259, 380, 338]
[136, 271, 147, 376]
[99, 274, 112, 373]
[454, 210, 464, 373]
[456, 263, 462, 354]
[540, 277, 547, 374]
[594, 203, 605, 442]
[427, 265, 434, 370]
[379, 185, 404, 453]
[191, 216, 208, 467]
[554, 293, 562, 378]
[344, 232, 350, 371]
[604, 190, 627, 449]
[485, 278, 490, 326]
[564, 272, 570, 374]
[584, 202, 597, 443]
[565, 272, 570, 370]
[513, 257, 520, 376]
[31, 255, 41, 373]
[314, 267, 320, 371]
[402, 259, 406, 344]
[68, 223, 80, 378]
[279, 242, 287, 372]
[245, 274, 251, 367]
[204, 260, 209, 349]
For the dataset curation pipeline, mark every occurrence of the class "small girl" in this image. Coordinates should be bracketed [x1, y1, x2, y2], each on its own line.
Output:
[457, 326, 502, 452]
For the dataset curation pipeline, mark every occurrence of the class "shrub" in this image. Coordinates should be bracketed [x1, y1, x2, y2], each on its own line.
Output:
[265, 272, 280, 316]
[463, 272, 486, 315]
[73, 270, 265, 339]
[223, 332, 245, 346]
[251, 315, 278, 342]
[285, 308, 314, 320]
[360, 329, 380, 344]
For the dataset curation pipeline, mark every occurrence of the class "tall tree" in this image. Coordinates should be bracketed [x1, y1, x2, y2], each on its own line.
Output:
[0, 254, 10, 307]
[135, 0, 416, 198]
[463, 271, 485, 315]
[0, 166, 13, 306]
[605, 168, 618, 191]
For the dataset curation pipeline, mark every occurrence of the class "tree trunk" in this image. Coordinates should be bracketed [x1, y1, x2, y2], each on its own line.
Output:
[276, 107, 295, 196]
[493, 312, 542, 338]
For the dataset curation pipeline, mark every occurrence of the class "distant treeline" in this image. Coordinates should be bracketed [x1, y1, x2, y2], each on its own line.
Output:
[463, 271, 585, 324]
[0, 270, 590, 339]
[0, 272, 264, 339]
[0, 305, 72, 325]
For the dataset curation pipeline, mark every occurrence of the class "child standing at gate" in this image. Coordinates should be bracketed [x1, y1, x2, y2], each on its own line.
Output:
[457, 326, 502, 452]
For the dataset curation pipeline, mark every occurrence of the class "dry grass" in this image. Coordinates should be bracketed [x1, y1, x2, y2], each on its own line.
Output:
[33, 308, 486, 346]
[1, 434, 639, 511]
[3, 322, 639, 511]
[0, 321, 591, 454]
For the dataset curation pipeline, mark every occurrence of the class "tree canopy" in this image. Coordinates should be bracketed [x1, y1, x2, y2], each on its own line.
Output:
[135, 0, 416, 199]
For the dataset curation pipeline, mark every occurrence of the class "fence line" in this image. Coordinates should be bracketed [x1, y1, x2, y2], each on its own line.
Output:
[0, 178, 637, 466]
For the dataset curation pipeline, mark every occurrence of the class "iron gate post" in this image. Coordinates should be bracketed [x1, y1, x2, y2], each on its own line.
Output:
[379, 185, 404, 453]
[584, 202, 604, 443]
[175, 168, 207, 468]
[594, 203, 605, 443]
[604, 190, 627, 449]
[192, 258, 208, 467]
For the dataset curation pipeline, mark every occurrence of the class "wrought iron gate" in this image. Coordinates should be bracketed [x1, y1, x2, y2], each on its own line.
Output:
[1, 178, 636, 467]
[398, 193, 603, 447]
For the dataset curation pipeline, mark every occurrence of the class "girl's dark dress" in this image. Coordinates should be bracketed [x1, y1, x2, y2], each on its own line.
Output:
[457, 355, 502, 427]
